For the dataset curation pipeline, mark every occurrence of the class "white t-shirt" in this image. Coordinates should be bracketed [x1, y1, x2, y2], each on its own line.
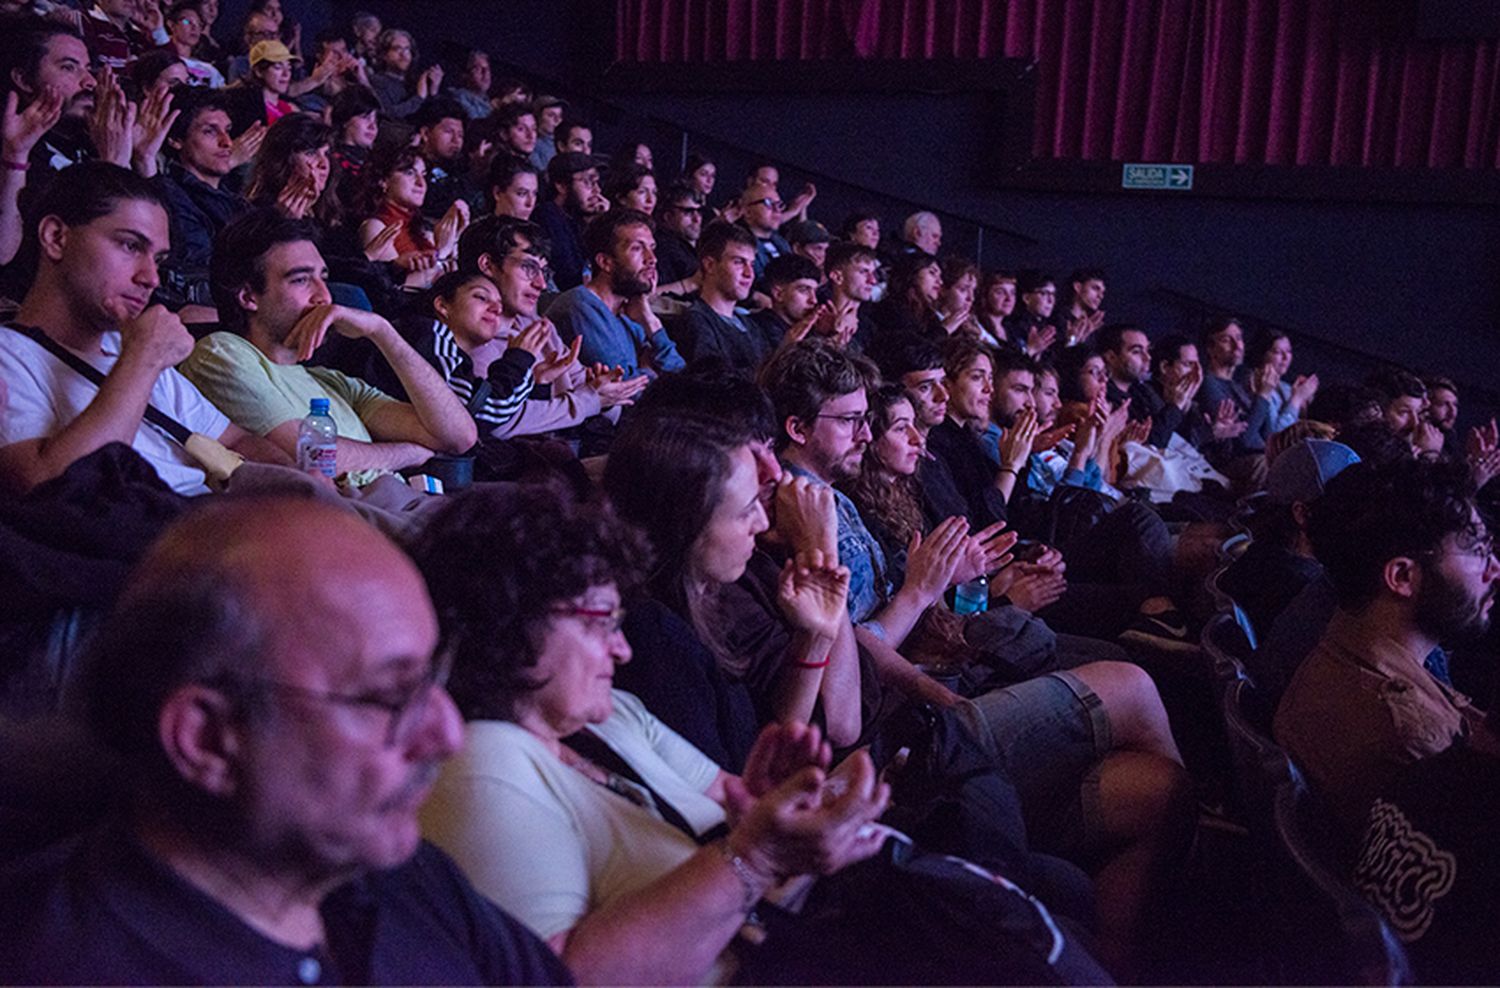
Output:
[421, 691, 729, 976]
[0, 326, 230, 495]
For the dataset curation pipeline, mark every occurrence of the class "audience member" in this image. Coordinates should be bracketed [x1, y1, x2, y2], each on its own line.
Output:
[785, 218, 830, 273]
[1058, 267, 1107, 347]
[749, 253, 823, 353]
[553, 116, 591, 156]
[546, 207, 683, 379]
[822, 240, 880, 352]
[0, 498, 570, 984]
[487, 154, 539, 222]
[672, 221, 766, 372]
[683, 150, 715, 203]
[1245, 329, 1318, 435]
[603, 161, 656, 216]
[871, 251, 944, 341]
[328, 85, 378, 179]
[1368, 365, 1444, 459]
[162, 1, 224, 89]
[0, 163, 281, 495]
[354, 144, 468, 290]
[223, 39, 297, 133]
[187, 208, 476, 481]
[1275, 457, 1496, 835]
[448, 46, 491, 121]
[736, 179, 788, 284]
[411, 95, 481, 221]
[489, 101, 537, 162]
[369, 28, 437, 119]
[529, 94, 564, 168]
[652, 179, 702, 291]
[1198, 316, 1269, 489]
[900, 209, 941, 257]
[531, 150, 603, 290]
[154, 89, 246, 310]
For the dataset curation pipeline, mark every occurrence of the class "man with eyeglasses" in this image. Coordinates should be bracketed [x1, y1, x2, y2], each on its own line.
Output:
[653, 180, 703, 293]
[1275, 457, 1500, 838]
[1005, 271, 1060, 349]
[532, 151, 606, 291]
[0, 497, 572, 984]
[408, 215, 643, 441]
[735, 180, 790, 287]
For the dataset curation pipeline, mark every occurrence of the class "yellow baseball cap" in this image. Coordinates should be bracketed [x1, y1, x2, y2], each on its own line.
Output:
[249, 40, 299, 65]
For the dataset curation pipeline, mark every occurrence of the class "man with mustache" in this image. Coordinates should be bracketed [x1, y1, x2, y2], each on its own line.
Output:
[546, 207, 683, 381]
[0, 497, 571, 984]
[1275, 457, 1500, 836]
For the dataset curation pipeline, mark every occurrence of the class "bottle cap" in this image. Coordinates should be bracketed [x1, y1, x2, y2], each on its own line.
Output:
[309, 397, 331, 415]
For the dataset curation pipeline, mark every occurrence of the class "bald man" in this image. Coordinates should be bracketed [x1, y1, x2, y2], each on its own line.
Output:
[0, 498, 570, 985]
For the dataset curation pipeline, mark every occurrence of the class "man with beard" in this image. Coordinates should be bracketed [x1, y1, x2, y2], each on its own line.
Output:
[531, 151, 605, 290]
[1424, 375, 1462, 459]
[652, 180, 703, 291]
[1097, 323, 1155, 420]
[0, 498, 571, 984]
[412, 96, 482, 222]
[546, 207, 683, 380]
[0, 20, 95, 268]
[1275, 457, 1498, 836]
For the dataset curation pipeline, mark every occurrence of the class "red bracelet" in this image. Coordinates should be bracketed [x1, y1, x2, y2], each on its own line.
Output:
[2, 160, 30, 172]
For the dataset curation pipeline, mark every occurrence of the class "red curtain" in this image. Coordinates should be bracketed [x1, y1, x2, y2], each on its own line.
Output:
[616, 0, 1500, 169]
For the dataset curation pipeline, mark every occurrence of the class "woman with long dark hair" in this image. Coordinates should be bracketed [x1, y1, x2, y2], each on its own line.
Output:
[603, 409, 863, 767]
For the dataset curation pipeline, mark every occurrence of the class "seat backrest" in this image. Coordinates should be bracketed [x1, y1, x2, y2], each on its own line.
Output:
[1206, 566, 1262, 651]
[1220, 676, 1290, 833]
[1271, 775, 1414, 986]
[1200, 610, 1252, 683]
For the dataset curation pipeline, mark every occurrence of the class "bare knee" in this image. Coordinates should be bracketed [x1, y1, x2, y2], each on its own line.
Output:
[1095, 750, 1196, 846]
[1070, 661, 1180, 762]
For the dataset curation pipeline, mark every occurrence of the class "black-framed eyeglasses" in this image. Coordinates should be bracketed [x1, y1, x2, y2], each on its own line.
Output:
[749, 197, 785, 211]
[549, 604, 627, 635]
[507, 255, 549, 282]
[1423, 531, 1496, 562]
[667, 203, 706, 215]
[237, 651, 453, 748]
[815, 411, 874, 431]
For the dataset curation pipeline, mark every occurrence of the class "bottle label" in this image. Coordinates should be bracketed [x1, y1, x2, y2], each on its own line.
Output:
[297, 439, 337, 478]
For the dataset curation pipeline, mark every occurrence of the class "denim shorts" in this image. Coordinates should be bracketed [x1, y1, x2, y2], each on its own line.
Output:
[952, 671, 1111, 857]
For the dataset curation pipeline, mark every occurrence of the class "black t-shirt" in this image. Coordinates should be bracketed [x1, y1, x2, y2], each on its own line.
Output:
[924, 420, 1010, 532]
[618, 597, 759, 772]
[0, 823, 573, 985]
[1354, 741, 1500, 985]
[655, 232, 700, 288]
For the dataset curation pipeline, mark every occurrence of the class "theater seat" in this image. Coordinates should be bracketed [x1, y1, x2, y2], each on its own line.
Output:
[1220, 676, 1288, 835]
[1270, 773, 1413, 986]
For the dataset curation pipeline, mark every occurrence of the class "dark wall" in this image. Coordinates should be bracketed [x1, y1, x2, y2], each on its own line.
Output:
[618, 87, 1500, 422]
[309, 3, 1498, 422]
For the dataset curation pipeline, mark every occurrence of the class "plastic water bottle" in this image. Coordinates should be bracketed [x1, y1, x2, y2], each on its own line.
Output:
[952, 575, 989, 616]
[296, 397, 338, 478]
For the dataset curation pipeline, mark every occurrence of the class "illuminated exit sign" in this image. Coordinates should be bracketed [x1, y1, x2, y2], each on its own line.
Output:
[1122, 163, 1194, 190]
